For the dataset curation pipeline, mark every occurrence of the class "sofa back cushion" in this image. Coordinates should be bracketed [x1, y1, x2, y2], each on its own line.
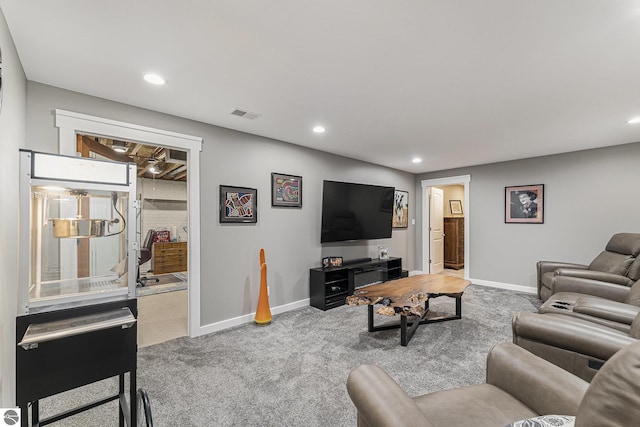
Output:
[575, 340, 640, 427]
[605, 233, 640, 256]
[588, 251, 634, 276]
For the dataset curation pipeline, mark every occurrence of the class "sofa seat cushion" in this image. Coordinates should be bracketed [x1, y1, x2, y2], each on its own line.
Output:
[413, 384, 537, 427]
[588, 251, 634, 276]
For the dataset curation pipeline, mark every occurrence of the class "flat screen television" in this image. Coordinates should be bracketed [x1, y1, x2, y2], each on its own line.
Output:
[320, 180, 395, 243]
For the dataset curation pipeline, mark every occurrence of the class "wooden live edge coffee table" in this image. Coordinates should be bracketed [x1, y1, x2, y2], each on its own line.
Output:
[346, 274, 471, 346]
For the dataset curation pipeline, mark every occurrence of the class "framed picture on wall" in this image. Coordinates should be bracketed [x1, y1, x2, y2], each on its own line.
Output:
[271, 172, 302, 207]
[392, 190, 408, 228]
[220, 185, 257, 223]
[505, 184, 544, 224]
[449, 200, 463, 215]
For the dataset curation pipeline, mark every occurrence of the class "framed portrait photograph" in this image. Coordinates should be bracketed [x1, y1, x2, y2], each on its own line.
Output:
[271, 172, 302, 208]
[322, 257, 331, 269]
[449, 200, 463, 215]
[505, 184, 544, 224]
[220, 185, 257, 223]
[329, 256, 343, 267]
[392, 190, 408, 228]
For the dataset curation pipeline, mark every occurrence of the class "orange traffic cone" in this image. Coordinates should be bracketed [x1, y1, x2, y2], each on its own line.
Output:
[255, 249, 272, 325]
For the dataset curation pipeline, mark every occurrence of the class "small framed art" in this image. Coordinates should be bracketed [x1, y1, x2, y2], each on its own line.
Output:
[505, 184, 544, 224]
[271, 172, 302, 208]
[449, 200, 463, 215]
[329, 256, 343, 267]
[392, 190, 408, 228]
[322, 257, 331, 269]
[220, 185, 257, 223]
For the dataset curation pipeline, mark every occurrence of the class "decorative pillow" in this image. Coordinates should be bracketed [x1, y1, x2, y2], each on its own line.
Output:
[505, 415, 575, 427]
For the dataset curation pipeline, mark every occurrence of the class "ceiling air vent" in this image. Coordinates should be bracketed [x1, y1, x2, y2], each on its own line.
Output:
[163, 148, 187, 165]
[230, 109, 261, 120]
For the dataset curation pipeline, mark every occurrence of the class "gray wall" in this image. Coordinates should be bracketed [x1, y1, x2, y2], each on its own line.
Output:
[415, 142, 640, 290]
[25, 82, 416, 327]
[0, 7, 27, 406]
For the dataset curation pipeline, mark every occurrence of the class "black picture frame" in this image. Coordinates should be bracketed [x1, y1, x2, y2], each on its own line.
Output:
[271, 172, 302, 208]
[220, 185, 257, 223]
[505, 184, 544, 224]
[322, 257, 330, 269]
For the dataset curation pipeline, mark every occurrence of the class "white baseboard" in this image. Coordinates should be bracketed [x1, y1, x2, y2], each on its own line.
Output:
[470, 278, 537, 294]
[193, 298, 310, 337]
[193, 279, 535, 337]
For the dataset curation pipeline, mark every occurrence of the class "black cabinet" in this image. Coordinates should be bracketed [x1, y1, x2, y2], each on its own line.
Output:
[310, 257, 402, 310]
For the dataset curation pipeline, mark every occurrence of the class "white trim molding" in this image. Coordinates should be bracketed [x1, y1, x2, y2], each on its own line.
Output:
[54, 109, 204, 337]
[197, 299, 311, 336]
[420, 175, 471, 278]
[470, 278, 537, 294]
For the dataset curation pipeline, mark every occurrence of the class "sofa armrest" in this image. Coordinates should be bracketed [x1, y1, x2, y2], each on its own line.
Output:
[486, 342, 588, 416]
[573, 297, 640, 324]
[552, 276, 630, 302]
[512, 312, 635, 361]
[347, 364, 434, 427]
[554, 269, 634, 287]
[537, 261, 587, 280]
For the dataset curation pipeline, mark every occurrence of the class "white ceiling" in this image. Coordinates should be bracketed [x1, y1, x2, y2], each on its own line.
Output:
[2, 1, 640, 173]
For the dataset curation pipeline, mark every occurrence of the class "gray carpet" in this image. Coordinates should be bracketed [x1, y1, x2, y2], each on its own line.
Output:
[38, 285, 540, 426]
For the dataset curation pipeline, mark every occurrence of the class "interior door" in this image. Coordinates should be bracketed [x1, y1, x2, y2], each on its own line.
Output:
[429, 187, 444, 274]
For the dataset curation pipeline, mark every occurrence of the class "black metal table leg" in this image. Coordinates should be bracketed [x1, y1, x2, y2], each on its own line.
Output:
[365, 295, 464, 346]
[400, 315, 407, 345]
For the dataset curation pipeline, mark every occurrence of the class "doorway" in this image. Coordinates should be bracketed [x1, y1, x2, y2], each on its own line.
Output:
[55, 109, 203, 339]
[76, 134, 190, 346]
[421, 175, 470, 279]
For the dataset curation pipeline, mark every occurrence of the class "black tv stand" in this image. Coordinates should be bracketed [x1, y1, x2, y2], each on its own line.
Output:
[309, 257, 403, 311]
[343, 257, 372, 266]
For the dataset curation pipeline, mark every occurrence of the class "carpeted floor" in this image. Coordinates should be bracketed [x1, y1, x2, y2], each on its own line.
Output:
[37, 285, 540, 426]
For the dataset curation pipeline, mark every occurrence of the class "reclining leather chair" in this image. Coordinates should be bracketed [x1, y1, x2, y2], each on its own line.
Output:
[347, 340, 640, 427]
[537, 233, 640, 301]
[538, 278, 640, 333]
[512, 311, 639, 382]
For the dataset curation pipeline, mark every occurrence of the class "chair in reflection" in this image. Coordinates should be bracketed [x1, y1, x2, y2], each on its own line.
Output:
[137, 230, 159, 287]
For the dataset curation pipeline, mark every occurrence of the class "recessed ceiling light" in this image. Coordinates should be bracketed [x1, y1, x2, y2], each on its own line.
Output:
[112, 141, 128, 153]
[143, 74, 166, 85]
[313, 126, 326, 134]
[412, 157, 422, 163]
[627, 116, 640, 124]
